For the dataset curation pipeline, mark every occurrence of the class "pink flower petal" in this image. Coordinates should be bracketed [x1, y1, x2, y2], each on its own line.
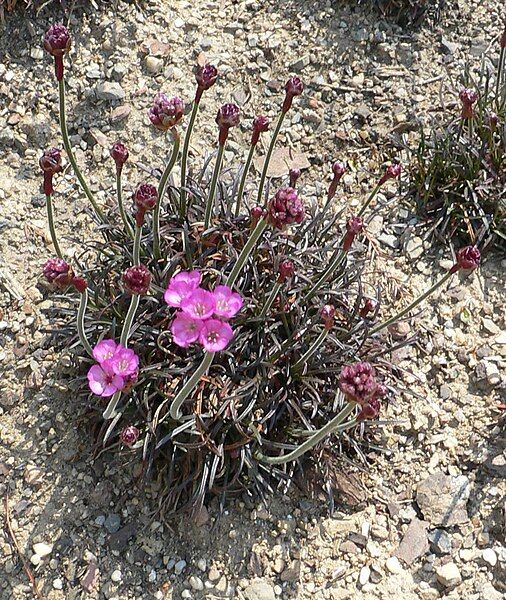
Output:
[180, 288, 216, 320]
[92, 339, 117, 363]
[213, 285, 243, 319]
[171, 312, 204, 347]
[199, 319, 234, 352]
[164, 272, 202, 308]
[109, 345, 139, 377]
[87, 364, 125, 397]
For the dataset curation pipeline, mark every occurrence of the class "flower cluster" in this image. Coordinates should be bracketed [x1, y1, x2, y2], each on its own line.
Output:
[87, 339, 139, 397]
[165, 271, 243, 351]
[339, 362, 386, 421]
[149, 93, 184, 132]
[459, 88, 478, 119]
[43, 258, 87, 293]
[267, 187, 305, 229]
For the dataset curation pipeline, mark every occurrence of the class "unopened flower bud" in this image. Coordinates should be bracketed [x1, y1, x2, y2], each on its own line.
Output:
[251, 115, 270, 145]
[343, 216, 364, 252]
[250, 205, 265, 223]
[268, 187, 305, 229]
[120, 425, 139, 446]
[122, 264, 152, 295]
[359, 298, 377, 318]
[379, 163, 401, 185]
[289, 168, 301, 188]
[149, 94, 184, 132]
[339, 361, 382, 404]
[357, 398, 381, 421]
[488, 111, 498, 131]
[327, 161, 346, 201]
[195, 63, 218, 102]
[216, 103, 240, 145]
[450, 245, 481, 274]
[110, 142, 129, 174]
[321, 304, 336, 330]
[71, 276, 87, 293]
[459, 88, 478, 119]
[40, 148, 63, 195]
[134, 183, 158, 227]
[282, 76, 304, 113]
[43, 24, 71, 80]
[43, 258, 74, 288]
[278, 260, 295, 283]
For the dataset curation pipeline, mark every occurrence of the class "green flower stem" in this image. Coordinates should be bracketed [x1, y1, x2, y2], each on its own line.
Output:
[77, 289, 93, 358]
[496, 45, 505, 107]
[235, 144, 256, 217]
[154, 130, 180, 256]
[119, 225, 142, 347]
[369, 270, 453, 336]
[116, 170, 134, 239]
[103, 390, 121, 420]
[180, 100, 200, 215]
[168, 218, 269, 422]
[169, 351, 214, 420]
[46, 193, 63, 258]
[357, 182, 381, 218]
[303, 249, 345, 303]
[256, 112, 285, 206]
[256, 402, 356, 465]
[204, 143, 225, 229]
[258, 281, 282, 318]
[58, 79, 106, 224]
[292, 328, 329, 372]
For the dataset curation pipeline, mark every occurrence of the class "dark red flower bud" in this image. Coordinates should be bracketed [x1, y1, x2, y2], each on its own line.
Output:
[488, 112, 498, 131]
[359, 298, 378, 318]
[250, 205, 266, 222]
[321, 304, 336, 330]
[278, 260, 295, 283]
[379, 163, 401, 185]
[289, 168, 301, 188]
[149, 94, 184, 132]
[282, 76, 304, 113]
[327, 161, 346, 201]
[343, 216, 364, 252]
[195, 64, 218, 103]
[120, 425, 139, 446]
[357, 398, 381, 421]
[450, 245, 481, 274]
[71, 277, 88, 293]
[459, 88, 478, 119]
[134, 183, 158, 227]
[268, 187, 305, 229]
[110, 142, 129, 173]
[40, 148, 63, 195]
[216, 103, 240, 145]
[122, 264, 152, 295]
[44, 24, 71, 81]
[43, 258, 74, 288]
[251, 115, 270, 145]
[122, 371, 139, 394]
[339, 361, 383, 405]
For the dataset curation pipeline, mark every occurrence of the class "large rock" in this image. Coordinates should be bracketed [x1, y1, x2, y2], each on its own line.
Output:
[416, 472, 470, 526]
[394, 518, 429, 565]
[435, 562, 462, 587]
[95, 81, 126, 101]
[243, 580, 276, 600]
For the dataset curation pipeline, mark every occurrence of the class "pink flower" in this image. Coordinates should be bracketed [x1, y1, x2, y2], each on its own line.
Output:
[379, 164, 401, 185]
[92, 339, 118, 363]
[171, 312, 204, 347]
[199, 319, 234, 352]
[108, 346, 139, 377]
[180, 288, 216, 320]
[164, 271, 202, 308]
[87, 363, 124, 397]
[212, 285, 243, 319]
[339, 362, 382, 405]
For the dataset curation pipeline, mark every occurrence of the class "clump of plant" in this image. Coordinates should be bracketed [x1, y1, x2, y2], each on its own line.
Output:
[356, 0, 440, 25]
[41, 23, 481, 515]
[407, 25, 506, 249]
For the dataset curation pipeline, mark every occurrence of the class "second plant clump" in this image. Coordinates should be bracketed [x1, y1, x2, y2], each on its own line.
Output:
[41, 23, 481, 514]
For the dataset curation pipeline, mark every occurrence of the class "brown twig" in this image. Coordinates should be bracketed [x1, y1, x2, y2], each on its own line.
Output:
[3, 494, 45, 600]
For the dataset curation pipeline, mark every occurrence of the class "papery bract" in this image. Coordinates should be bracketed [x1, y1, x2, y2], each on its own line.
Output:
[164, 271, 202, 308]
[87, 363, 124, 397]
[92, 339, 118, 363]
[171, 312, 204, 347]
[180, 288, 216, 320]
[212, 285, 243, 319]
[199, 319, 234, 352]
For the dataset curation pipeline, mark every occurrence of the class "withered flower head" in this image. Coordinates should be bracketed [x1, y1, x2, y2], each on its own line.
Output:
[122, 264, 152, 295]
[450, 245, 481, 273]
[321, 304, 336, 330]
[120, 425, 139, 446]
[379, 163, 401, 185]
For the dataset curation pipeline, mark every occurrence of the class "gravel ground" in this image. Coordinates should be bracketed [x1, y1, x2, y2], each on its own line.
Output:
[1, 0, 505, 599]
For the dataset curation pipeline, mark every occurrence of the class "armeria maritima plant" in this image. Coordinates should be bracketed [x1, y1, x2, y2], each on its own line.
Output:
[41, 24, 481, 515]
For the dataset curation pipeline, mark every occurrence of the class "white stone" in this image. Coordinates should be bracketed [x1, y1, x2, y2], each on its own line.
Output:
[197, 559, 207, 572]
[435, 563, 461, 587]
[33, 543, 53, 558]
[482, 548, 497, 567]
[385, 556, 402, 574]
[189, 575, 204, 591]
[359, 566, 370, 586]
[52, 579, 63, 590]
[111, 570, 122, 583]
[30, 554, 41, 566]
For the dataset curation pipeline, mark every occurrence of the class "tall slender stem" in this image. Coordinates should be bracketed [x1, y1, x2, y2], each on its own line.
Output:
[46, 194, 63, 258]
[369, 271, 453, 335]
[116, 170, 133, 239]
[256, 112, 285, 206]
[357, 182, 381, 218]
[119, 225, 142, 347]
[204, 143, 225, 229]
[496, 46, 505, 108]
[180, 100, 200, 215]
[256, 403, 356, 465]
[292, 328, 328, 371]
[169, 352, 214, 420]
[303, 250, 345, 303]
[235, 144, 256, 217]
[154, 131, 180, 256]
[58, 79, 106, 223]
[227, 218, 268, 288]
[258, 281, 282, 318]
[77, 289, 93, 357]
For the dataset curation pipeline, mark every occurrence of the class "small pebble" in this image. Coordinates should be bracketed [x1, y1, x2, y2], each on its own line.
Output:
[111, 570, 122, 583]
[385, 556, 402, 574]
[197, 559, 207, 572]
[359, 565, 371, 586]
[189, 575, 204, 591]
[33, 543, 53, 558]
[174, 559, 187, 575]
[482, 548, 497, 567]
[53, 579, 63, 590]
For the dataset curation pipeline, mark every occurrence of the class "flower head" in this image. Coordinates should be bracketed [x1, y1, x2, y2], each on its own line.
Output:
[122, 264, 151, 295]
[339, 361, 382, 404]
[289, 168, 301, 188]
[43, 258, 74, 287]
[107, 346, 139, 378]
[43, 24, 71, 57]
[332, 162, 346, 179]
[134, 183, 158, 226]
[120, 425, 139, 446]
[180, 288, 216, 320]
[268, 187, 305, 229]
[195, 63, 218, 100]
[450, 245, 481, 273]
[360, 298, 378, 318]
[212, 285, 243, 319]
[216, 103, 240, 145]
[87, 362, 124, 397]
[459, 88, 478, 119]
[149, 94, 184, 132]
[199, 319, 234, 352]
[321, 304, 336, 330]
[171, 312, 204, 347]
[327, 161, 346, 201]
[250, 205, 266, 222]
[379, 163, 401, 185]
[278, 260, 295, 283]
[282, 76, 304, 113]
[164, 271, 202, 308]
[343, 216, 364, 252]
[40, 148, 63, 195]
[251, 115, 270, 145]
[92, 339, 118, 363]
[72, 277, 87, 293]
[110, 142, 129, 173]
